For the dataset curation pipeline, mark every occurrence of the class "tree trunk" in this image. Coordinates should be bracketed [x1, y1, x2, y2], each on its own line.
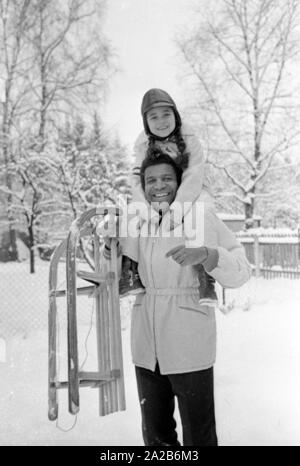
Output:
[28, 224, 35, 274]
[8, 224, 18, 261]
[38, 79, 47, 149]
[2, 95, 18, 261]
[244, 200, 255, 230]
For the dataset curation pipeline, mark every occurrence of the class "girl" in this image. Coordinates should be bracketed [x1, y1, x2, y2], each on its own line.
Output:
[120, 88, 217, 304]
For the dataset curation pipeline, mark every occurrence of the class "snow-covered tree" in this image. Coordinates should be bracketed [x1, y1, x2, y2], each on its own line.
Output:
[176, 0, 300, 228]
[0, 0, 117, 264]
[0, 0, 36, 259]
[48, 117, 131, 270]
[55, 117, 131, 212]
[0, 144, 59, 272]
[257, 158, 300, 227]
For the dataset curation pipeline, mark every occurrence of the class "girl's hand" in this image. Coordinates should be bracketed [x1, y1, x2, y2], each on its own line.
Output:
[166, 244, 209, 266]
[164, 145, 178, 159]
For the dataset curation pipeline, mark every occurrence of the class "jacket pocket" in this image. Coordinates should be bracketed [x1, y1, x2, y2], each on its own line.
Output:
[178, 305, 210, 316]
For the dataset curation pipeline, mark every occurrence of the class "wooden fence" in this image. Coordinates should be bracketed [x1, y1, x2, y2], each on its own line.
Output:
[236, 231, 300, 279]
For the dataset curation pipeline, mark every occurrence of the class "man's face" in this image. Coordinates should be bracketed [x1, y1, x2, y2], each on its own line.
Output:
[146, 106, 176, 138]
[144, 163, 178, 211]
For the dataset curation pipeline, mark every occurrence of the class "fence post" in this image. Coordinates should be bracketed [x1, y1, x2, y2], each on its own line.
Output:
[254, 234, 260, 277]
[298, 227, 300, 263]
[222, 287, 226, 306]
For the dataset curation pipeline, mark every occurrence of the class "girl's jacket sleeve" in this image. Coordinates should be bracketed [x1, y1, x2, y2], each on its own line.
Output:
[170, 125, 206, 220]
[131, 131, 148, 204]
[201, 208, 252, 289]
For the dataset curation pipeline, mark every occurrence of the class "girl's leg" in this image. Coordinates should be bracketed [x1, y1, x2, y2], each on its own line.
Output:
[119, 254, 144, 297]
[168, 367, 218, 447]
[135, 364, 180, 446]
[183, 197, 217, 304]
[196, 264, 218, 304]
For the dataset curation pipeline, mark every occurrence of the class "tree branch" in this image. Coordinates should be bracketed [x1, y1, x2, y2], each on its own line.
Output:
[209, 159, 247, 192]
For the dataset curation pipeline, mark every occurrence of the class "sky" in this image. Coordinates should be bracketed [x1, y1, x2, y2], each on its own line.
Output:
[102, 0, 195, 149]
[0, 0, 193, 146]
[102, 0, 300, 157]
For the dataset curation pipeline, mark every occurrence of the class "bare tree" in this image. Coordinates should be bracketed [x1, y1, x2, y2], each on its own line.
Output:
[0, 0, 116, 267]
[25, 0, 114, 146]
[177, 0, 300, 227]
[0, 0, 35, 259]
[18, 0, 115, 269]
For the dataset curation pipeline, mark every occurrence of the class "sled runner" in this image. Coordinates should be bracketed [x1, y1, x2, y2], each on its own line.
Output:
[48, 206, 125, 420]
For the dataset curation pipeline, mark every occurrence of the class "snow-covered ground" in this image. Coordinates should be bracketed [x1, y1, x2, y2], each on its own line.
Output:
[0, 260, 300, 446]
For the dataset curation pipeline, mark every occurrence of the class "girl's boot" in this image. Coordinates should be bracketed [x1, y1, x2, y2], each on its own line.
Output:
[119, 256, 145, 297]
[196, 265, 218, 306]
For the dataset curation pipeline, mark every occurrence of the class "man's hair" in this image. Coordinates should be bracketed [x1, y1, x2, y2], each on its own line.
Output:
[140, 147, 183, 191]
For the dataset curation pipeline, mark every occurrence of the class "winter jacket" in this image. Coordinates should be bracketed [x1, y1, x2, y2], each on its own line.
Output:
[123, 206, 252, 375]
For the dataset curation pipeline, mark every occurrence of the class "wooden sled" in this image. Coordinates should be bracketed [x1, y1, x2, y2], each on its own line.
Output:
[48, 206, 125, 420]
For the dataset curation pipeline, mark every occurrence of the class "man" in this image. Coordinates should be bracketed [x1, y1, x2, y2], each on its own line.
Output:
[105, 149, 251, 446]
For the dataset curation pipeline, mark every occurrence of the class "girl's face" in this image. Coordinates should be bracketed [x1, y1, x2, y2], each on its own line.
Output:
[146, 106, 176, 138]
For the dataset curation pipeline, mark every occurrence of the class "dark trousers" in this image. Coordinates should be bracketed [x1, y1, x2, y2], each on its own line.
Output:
[135, 363, 218, 447]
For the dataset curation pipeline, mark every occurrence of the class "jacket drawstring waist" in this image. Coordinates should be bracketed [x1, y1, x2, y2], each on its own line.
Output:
[145, 287, 199, 296]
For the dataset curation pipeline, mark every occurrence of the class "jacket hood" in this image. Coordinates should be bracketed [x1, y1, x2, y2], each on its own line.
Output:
[141, 88, 182, 137]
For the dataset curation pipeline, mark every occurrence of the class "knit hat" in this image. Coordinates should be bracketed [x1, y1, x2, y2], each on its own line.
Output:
[141, 88, 182, 136]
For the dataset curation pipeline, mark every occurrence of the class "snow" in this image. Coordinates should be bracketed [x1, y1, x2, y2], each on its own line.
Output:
[0, 260, 300, 446]
[237, 237, 299, 244]
[237, 227, 299, 236]
[258, 238, 298, 244]
[236, 227, 299, 243]
[217, 213, 262, 221]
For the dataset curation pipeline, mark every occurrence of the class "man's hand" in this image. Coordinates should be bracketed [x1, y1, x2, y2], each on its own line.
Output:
[96, 214, 119, 248]
[166, 244, 208, 266]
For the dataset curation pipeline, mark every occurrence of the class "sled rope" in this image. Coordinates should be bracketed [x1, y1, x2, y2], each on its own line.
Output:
[55, 314, 78, 432]
[55, 295, 95, 432]
[80, 297, 96, 371]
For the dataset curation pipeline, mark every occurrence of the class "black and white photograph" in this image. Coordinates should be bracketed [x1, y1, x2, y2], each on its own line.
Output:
[0, 0, 299, 447]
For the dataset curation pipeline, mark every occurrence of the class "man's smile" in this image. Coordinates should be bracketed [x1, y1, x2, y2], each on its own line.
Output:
[152, 192, 170, 199]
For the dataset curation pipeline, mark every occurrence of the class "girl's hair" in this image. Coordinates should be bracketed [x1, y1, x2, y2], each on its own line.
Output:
[147, 127, 190, 172]
[140, 148, 183, 191]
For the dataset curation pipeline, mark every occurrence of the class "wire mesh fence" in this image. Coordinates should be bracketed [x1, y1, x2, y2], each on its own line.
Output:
[0, 260, 49, 338]
[0, 257, 132, 343]
[1, 229, 300, 341]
